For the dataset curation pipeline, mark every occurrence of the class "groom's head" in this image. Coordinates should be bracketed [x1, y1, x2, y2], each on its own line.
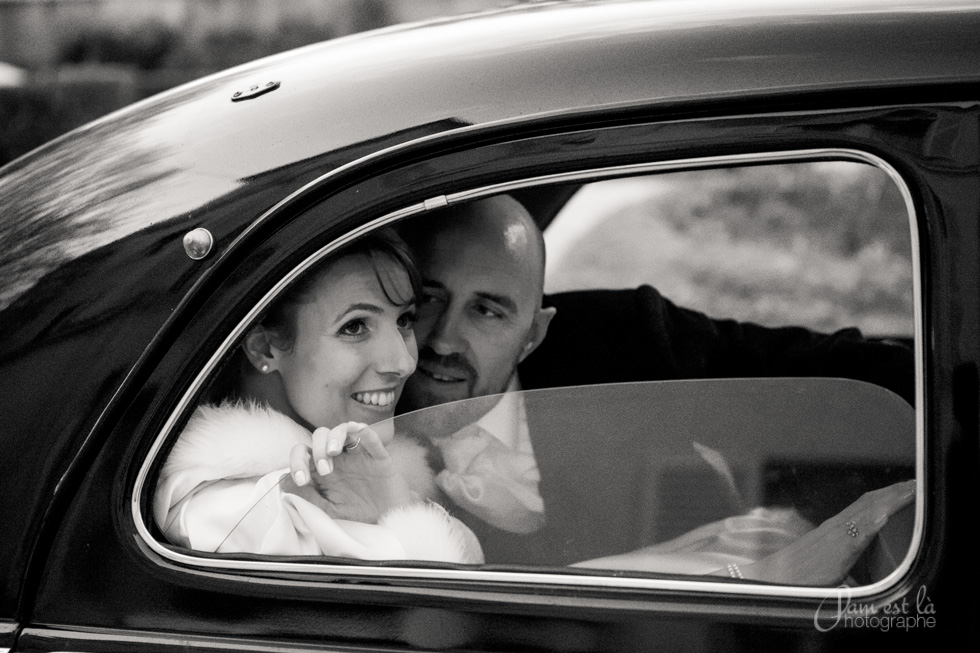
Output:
[398, 195, 555, 412]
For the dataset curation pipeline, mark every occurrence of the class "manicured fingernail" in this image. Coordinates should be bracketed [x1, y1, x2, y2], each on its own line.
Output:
[316, 458, 330, 476]
[294, 470, 307, 486]
[326, 440, 341, 455]
[348, 422, 366, 432]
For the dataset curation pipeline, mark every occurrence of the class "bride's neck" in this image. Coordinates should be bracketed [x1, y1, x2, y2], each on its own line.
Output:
[240, 371, 313, 431]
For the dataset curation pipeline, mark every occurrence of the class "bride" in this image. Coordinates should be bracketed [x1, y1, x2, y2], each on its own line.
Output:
[153, 230, 482, 563]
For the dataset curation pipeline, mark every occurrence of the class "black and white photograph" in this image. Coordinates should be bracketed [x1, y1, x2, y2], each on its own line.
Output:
[0, 0, 974, 650]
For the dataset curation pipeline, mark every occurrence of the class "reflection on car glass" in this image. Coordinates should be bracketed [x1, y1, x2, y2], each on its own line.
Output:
[169, 378, 914, 587]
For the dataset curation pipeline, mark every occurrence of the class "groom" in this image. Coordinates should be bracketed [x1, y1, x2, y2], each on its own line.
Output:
[396, 195, 914, 565]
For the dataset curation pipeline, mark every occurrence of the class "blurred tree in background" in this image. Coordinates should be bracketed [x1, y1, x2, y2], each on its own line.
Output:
[59, 22, 182, 70]
[0, 87, 75, 165]
[546, 163, 914, 336]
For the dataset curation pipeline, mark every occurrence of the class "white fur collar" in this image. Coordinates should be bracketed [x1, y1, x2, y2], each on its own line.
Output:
[154, 401, 482, 564]
[161, 400, 437, 500]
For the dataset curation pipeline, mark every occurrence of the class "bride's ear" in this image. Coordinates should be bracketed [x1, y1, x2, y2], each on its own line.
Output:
[242, 326, 284, 374]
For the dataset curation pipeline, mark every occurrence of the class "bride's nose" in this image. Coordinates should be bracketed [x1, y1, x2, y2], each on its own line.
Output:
[375, 324, 417, 378]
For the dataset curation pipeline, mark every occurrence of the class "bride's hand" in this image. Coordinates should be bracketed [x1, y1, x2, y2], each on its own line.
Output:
[288, 422, 414, 523]
[732, 479, 916, 586]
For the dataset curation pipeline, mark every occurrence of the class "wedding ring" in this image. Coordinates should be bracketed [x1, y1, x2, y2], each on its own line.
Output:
[344, 437, 360, 452]
[846, 520, 859, 538]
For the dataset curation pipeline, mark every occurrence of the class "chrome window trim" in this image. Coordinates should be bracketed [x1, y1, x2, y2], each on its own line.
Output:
[132, 147, 923, 601]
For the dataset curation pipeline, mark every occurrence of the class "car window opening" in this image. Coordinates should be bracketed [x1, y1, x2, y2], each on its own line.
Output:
[148, 157, 917, 591]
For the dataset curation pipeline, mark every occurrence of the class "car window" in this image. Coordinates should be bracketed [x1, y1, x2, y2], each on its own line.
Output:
[143, 153, 918, 595]
[544, 161, 913, 337]
[388, 378, 915, 582]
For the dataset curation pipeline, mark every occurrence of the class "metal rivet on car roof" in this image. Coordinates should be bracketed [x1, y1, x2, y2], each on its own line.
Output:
[231, 80, 281, 102]
[183, 228, 214, 260]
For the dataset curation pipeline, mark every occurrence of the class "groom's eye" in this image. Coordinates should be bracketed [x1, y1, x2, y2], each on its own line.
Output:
[474, 304, 503, 319]
[418, 292, 446, 316]
[421, 288, 445, 303]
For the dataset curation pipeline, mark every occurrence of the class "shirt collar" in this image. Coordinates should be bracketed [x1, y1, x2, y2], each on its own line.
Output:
[474, 375, 524, 450]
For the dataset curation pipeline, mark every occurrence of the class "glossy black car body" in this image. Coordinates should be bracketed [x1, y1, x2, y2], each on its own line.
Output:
[1, 0, 978, 650]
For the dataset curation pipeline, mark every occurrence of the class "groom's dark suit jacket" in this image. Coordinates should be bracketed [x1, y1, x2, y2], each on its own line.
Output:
[450, 285, 915, 568]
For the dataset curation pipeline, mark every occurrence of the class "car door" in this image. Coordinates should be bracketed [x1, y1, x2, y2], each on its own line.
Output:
[16, 99, 975, 651]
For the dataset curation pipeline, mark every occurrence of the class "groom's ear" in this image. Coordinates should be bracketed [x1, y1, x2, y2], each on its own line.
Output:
[519, 306, 557, 363]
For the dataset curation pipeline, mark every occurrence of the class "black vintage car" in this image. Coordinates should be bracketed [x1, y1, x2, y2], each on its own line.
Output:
[1, 0, 976, 650]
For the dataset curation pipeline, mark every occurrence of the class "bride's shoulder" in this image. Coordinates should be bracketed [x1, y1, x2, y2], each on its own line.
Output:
[164, 400, 310, 478]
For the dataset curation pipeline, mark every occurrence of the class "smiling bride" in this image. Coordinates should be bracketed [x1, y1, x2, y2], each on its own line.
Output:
[153, 230, 483, 563]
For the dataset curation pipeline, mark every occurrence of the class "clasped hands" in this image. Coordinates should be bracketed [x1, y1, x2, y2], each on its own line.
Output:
[285, 422, 416, 523]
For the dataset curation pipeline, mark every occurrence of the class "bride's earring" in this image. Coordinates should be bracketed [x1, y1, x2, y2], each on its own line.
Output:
[260, 363, 271, 373]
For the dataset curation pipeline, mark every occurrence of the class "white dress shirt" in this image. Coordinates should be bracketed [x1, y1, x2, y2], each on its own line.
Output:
[429, 377, 546, 533]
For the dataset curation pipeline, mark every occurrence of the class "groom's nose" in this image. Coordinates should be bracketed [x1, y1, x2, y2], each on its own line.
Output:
[426, 305, 468, 356]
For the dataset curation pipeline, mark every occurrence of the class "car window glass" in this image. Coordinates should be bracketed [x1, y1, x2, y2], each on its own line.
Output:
[199, 378, 915, 587]
[387, 379, 915, 583]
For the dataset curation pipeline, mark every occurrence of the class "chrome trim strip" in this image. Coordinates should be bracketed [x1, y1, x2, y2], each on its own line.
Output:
[133, 147, 923, 601]
[17, 624, 351, 653]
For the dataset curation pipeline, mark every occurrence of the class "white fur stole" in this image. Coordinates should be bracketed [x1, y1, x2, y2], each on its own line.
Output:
[153, 401, 481, 563]
[160, 400, 437, 500]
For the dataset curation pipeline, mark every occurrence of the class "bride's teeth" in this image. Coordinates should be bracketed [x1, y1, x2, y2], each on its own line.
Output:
[354, 391, 393, 406]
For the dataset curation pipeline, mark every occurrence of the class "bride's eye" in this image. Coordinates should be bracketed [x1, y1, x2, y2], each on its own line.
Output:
[338, 318, 368, 337]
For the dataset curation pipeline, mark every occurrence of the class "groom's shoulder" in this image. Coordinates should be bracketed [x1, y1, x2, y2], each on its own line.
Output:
[521, 285, 664, 389]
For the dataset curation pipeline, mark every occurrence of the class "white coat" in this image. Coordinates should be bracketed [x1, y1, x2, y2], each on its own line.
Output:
[153, 401, 483, 563]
